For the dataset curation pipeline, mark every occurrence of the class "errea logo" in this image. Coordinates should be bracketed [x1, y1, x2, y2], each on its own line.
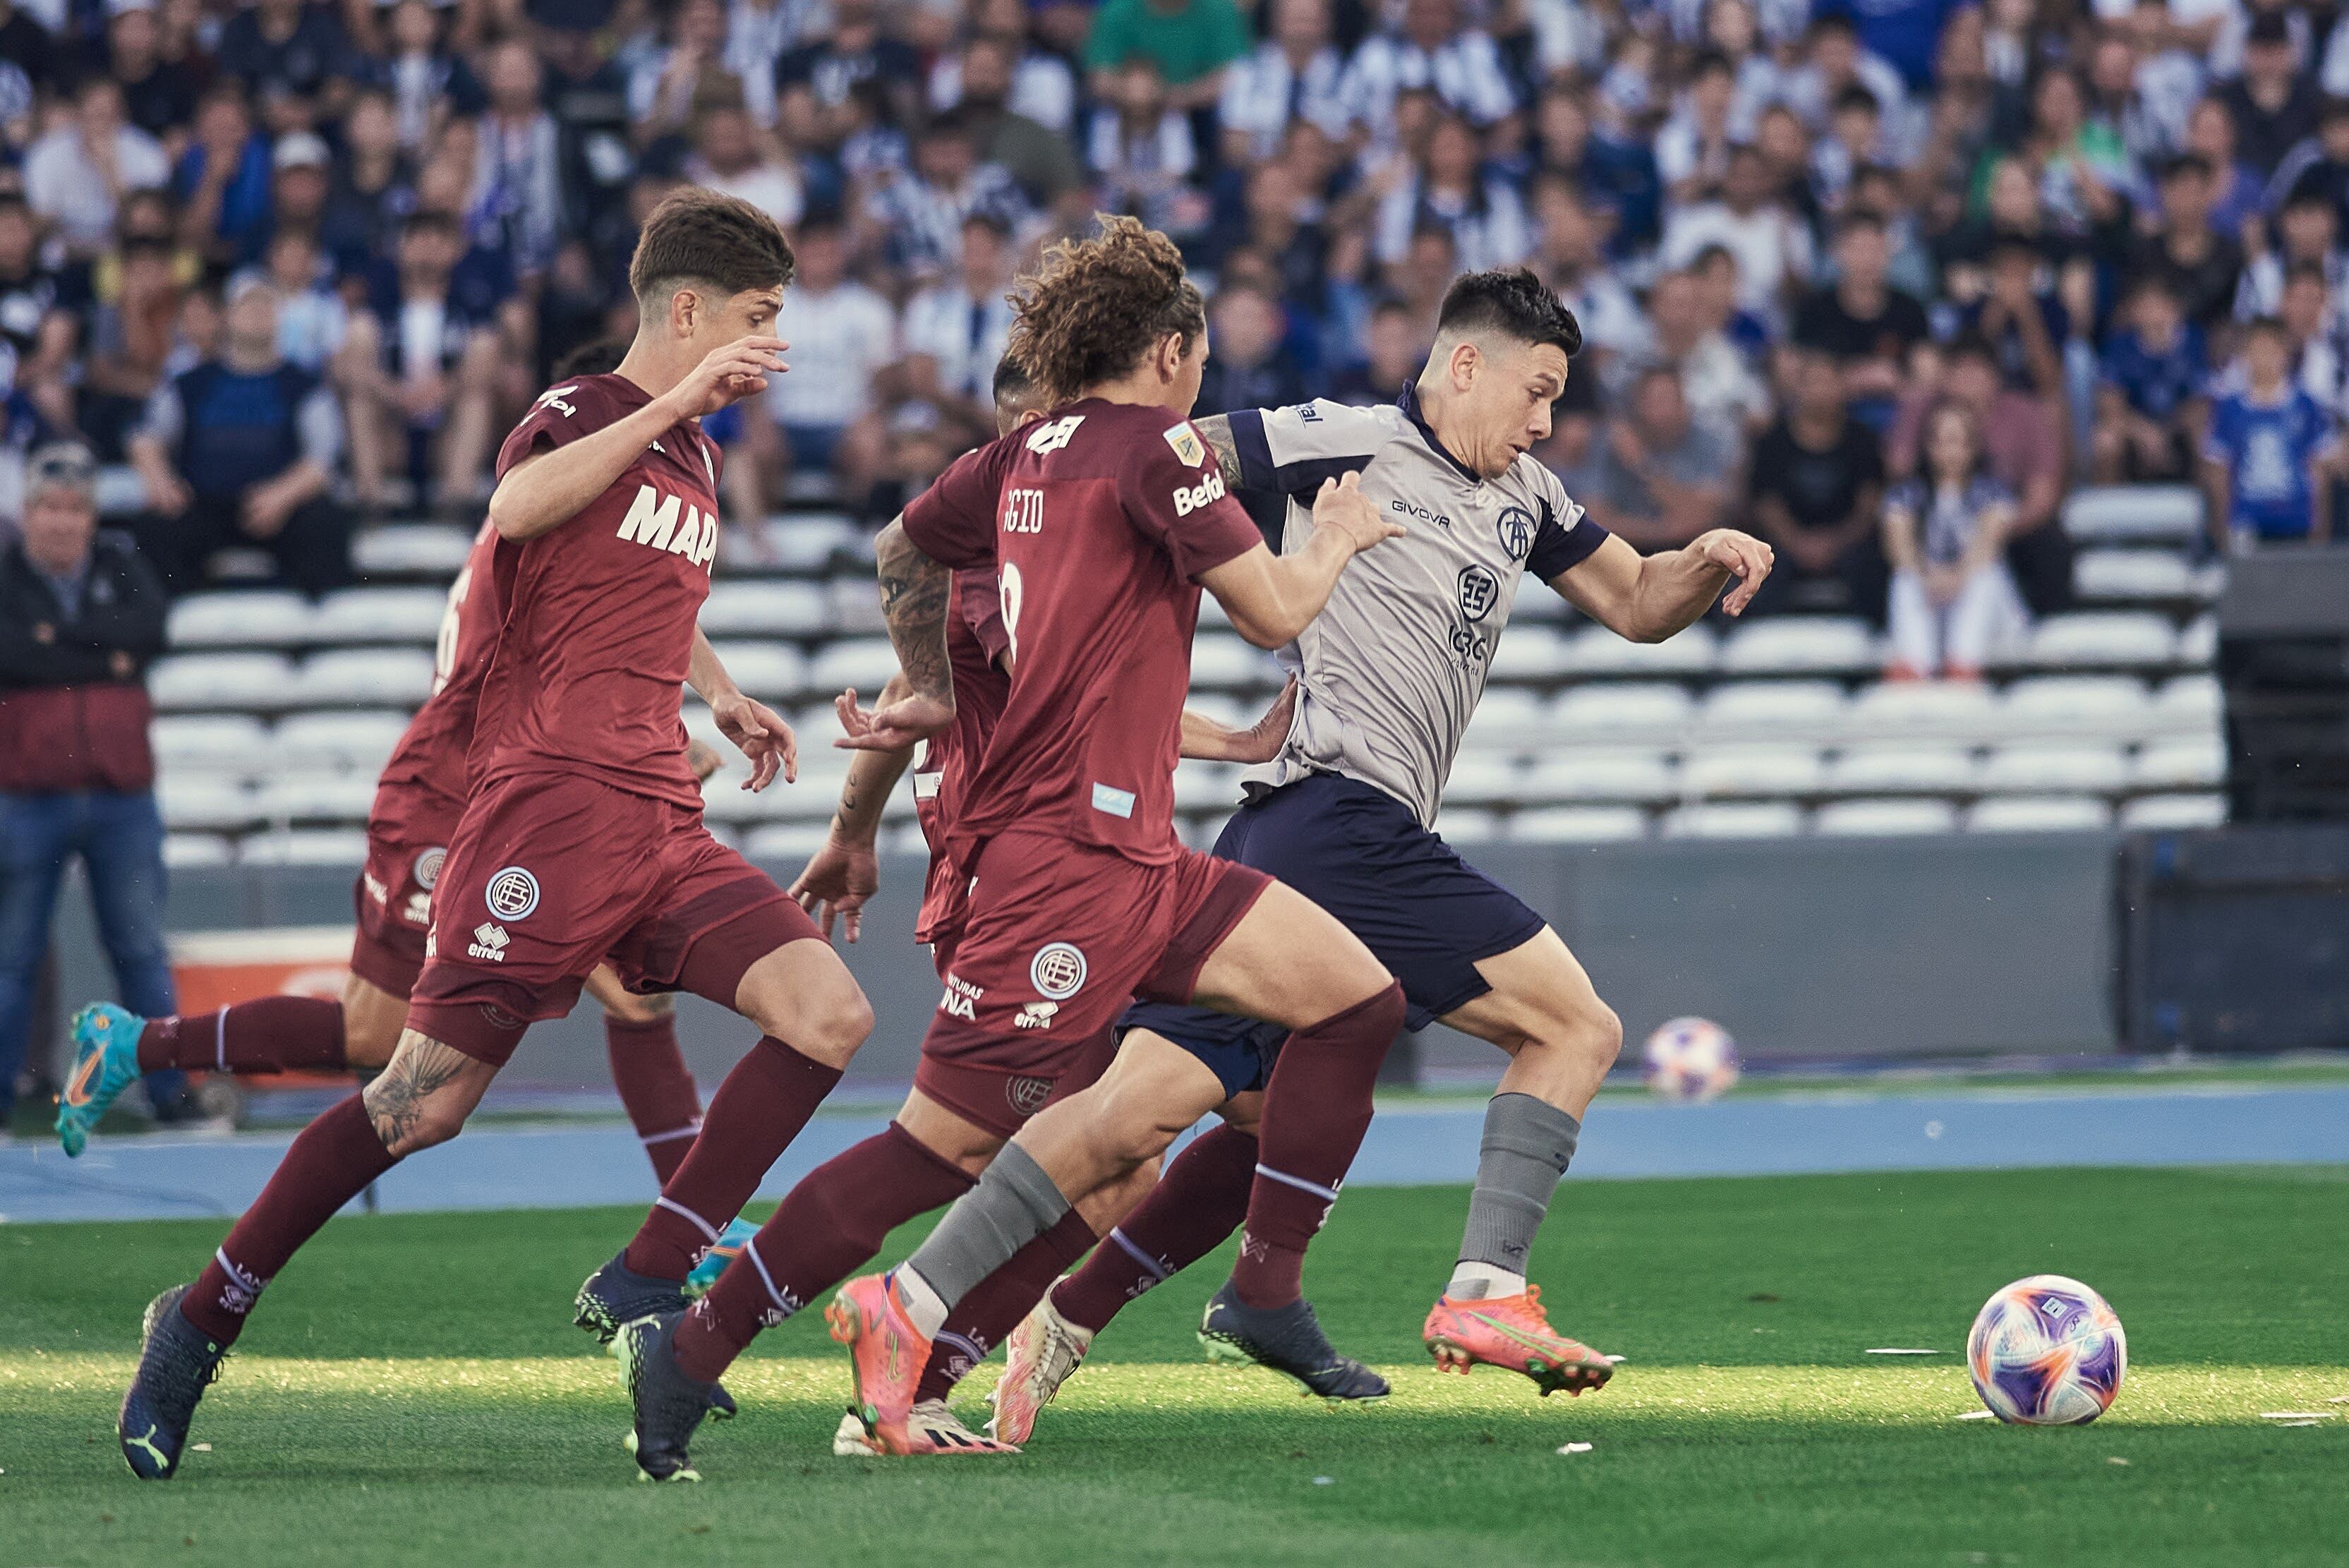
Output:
[615, 484, 719, 569]
[468, 923, 510, 961]
[1173, 469, 1226, 517]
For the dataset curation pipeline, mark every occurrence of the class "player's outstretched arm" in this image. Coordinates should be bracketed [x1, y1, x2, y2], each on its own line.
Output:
[689, 627, 798, 789]
[486, 337, 787, 541]
[1197, 474, 1403, 649]
[841, 517, 958, 752]
[1552, 529, 1776, 643]
[790, 677, 918, 941]
[1179, 676, 1297, 763]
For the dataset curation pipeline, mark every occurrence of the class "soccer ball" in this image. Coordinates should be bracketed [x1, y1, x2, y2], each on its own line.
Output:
[1641, 1016, 1739, 1101]
[1966, 1274, 2127, 1425]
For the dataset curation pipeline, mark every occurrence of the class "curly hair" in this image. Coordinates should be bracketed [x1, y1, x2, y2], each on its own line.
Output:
[1005, 215, 1206, 404]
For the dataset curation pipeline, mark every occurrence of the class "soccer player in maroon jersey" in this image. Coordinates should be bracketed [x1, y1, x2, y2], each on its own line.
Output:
[612, 216, 1408, 1474]
[114, 192, 876, 1482]
[778, 354, 1293, 1453]
[56, 339, 742, 1191]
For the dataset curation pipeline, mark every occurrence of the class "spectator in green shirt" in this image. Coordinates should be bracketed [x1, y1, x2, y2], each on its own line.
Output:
[1085, 0, 1251, 111]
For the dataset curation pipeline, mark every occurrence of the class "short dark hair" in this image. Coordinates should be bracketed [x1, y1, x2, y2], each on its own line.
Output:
[1833, 83, 1881, 116]
[991, 352, 1039, 409]
[1947, 332, 2000, 368]
[627, 187, 796, 308]
[2163, 152, 2214, 181]
[2246, 313, 2289, 341]
[1434, 267, 1583, 357]
[1006, 214, 1204, 403]
[1836, 210, 1887, 242]
[554, 339, 628, 378]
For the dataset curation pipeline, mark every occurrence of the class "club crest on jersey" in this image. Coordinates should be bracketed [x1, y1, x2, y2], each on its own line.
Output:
[1006, 1075, 1056, 1116]
[1173, 469, 1226, 517]
[1163, 421, 1207, 467]
[536, 384, 579, 418]
[413, 845, 447, 891]
[1496, 506, 1536, 562]
[486, 866, 539, 920]
[1459, 564, 1501, 624]
[614, 484, 720, 569]
[1030, 943, 1087, 1000]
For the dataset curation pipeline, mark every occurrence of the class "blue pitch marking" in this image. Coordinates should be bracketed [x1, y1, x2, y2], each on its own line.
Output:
[4, 1084, 2347, 1225]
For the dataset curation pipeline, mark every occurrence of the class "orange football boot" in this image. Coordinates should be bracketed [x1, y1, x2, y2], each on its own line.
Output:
[1423, 1286, 1615, 1397]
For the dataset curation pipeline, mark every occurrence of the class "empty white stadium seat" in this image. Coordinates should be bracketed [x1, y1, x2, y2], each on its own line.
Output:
[1662, 802, 1804, 838]
[354, 524, 476, 575]
[1550, 682, 1695, 742]
[1187, 635, 1279, 692]
[152, 714, 270, 768]
[807, 637, 902, 695]
[255, 772, 378, 822]
[157, 777, 263, 831]
[775, 512, 860, 570]
[1681, 744, 1823, 799]
[2132, 736, 2226, 790]
[1432, 808, 1502, 843]
[1442, 754, 1527, 807]
[744, 824, 833, 859]
[2062, 486, 2202, 543]
[1506, 805, 1648, 842]
[707, 640, 809, 701]
[1180, 692, 1246, 728]
[1487, 625, 1573, 683]
[1717, 616, 1876, 675]
[2151, 674, 2221, 731]
[1458, 687, 1552, 753]
[828, 577, 886, 635]
[315, 586, 449, 644]
[2118, 792, 2227, 830]
[1562, 622, 1717, 676]
[163, 833, 236, 869]
[1521, 749, 1678, 804]
[1998, 675, 2155, 739]
[238, 829, 370, 866]
[1965, 796, 2112, 833]
[166, 590, 313, 649]
[1843, 680, 1999, 742]
[1173, 762, 1245, 812]
[697, 580, 832, 638]
[1698, 680, 1847, 740]
[272, 711, 410, 770]
[2022, 613, 2177, 669]
[1823, 744, 1978, 794]
[288, 649, 437, 707]
[2178, 613, 2218, 665]
[1977, 744, 2130, 794]
[2074, 549, 2195, 602]
[1813, 798, 1960, 836]
[147, 653, 298, 711]
[680, 703, 729, 752]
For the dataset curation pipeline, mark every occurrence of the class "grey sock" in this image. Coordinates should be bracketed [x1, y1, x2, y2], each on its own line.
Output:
[900, 1140, 1071, 1313]
[1454, 1093, 1580, 1290]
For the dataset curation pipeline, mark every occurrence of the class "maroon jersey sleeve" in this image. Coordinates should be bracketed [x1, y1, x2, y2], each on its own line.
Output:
[902, 435, 1015, 569]
[493, 377, 629, 481]
[1116, 414, 1263, 581]
[955, 569, 1010, 666]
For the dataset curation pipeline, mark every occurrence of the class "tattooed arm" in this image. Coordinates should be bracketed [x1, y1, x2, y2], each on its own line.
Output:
[360, 1032, 495, 1155]
[839, 516, 958, 752]
[1192, 413, 1245, 488]
[788, 674, 917, 941]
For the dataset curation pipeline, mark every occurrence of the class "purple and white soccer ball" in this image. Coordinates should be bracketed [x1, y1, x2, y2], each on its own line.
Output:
[1641, 1016, 1739, 1102]
[1967, 1274, 2127, 1425]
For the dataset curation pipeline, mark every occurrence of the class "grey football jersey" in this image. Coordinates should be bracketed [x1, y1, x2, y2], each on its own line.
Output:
[1225, 390, 1608, 825]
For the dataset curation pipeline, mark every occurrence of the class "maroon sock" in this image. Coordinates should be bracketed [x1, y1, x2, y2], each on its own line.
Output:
[604, 1013, 703, 1186]
[622, 1036, 842, 1281]
[1231, 982, 1406, 1309]
[179, 1095, 396, 1344]
[137, 998, 348, 1075]
[914, 1208, 1097, 1402]
[671, 1123, 974, 1383]
[1055, 1123, 1260, 1334]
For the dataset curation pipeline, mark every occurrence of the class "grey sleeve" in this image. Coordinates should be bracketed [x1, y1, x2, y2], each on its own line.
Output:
[1224, 398, 1393, 496]
[138, 382, 183, 450]
[295, 385, 344, 471]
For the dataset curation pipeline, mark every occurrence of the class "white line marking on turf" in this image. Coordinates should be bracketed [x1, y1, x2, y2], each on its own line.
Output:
[1557, 1442, 1594, 1455]
[2259, 1411, 2337, 1420]
[1867, 1348, 1941, 1354]
[1957, 1411, 1998, 1421]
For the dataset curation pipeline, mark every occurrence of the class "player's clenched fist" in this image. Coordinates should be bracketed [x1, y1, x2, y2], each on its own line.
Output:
[1310, 471, 1406, 554]
[1689, 528, 1777, 616]
[662, 336, 789, 419]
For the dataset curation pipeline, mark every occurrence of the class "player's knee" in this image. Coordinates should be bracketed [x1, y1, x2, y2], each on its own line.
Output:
[792, 986, 875, 1068]
[1530, 997, 1621, 1072]
[366, 1092, 471, 1157]
[602, 989, 672, 1026]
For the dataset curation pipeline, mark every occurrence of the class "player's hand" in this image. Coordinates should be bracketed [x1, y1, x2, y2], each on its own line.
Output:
[663, 337, 789, 420]
[1226, 676, 1298, 764]
[684, 737, 723, 783]
[1690, 528, 1776, 616]
[787, 833, 880, 943]
[1309, 471, 1404, 555]
[833, 685, 954, 752]
[711, 691, 797, 790]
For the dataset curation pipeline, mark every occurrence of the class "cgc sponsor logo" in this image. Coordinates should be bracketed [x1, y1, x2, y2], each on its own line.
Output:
[1496, 507, 1535, 562]
[486, 866, 540, 920]
[1005, 1075, 1056, 1116]
[1030, 943, 1087, 1000]
[1162, 421, 1207, 466]
[413, 845, 447, 891]
[1173, 469, 1226, 516]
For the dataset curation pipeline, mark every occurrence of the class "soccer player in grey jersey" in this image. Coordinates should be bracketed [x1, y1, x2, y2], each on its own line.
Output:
[984, 269, 1777, 1438]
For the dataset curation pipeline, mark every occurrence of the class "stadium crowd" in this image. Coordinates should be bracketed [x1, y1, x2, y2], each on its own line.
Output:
[0, 0, 2337, 666]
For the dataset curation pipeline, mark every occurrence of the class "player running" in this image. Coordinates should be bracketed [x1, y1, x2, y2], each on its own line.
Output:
[982, 268, 1777, 1443]
[612, 215, 1406, 1476]
[113, 191, 876, 1482]
[59, 344, 747, 1229]
[780, 354, 1291, 1454]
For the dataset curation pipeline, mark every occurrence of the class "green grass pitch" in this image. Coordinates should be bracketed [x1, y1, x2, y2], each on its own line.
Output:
[4, 1167, 2345, 1567]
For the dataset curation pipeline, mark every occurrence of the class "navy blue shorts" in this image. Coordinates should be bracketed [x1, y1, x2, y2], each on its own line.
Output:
[1118, 773, 1547, 1097]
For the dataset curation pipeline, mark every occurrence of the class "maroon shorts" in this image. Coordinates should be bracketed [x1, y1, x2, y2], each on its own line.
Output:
[349, 783, 461, 998]
[914, 831, 1270, 1137]
[407, 773, 822, 1066]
